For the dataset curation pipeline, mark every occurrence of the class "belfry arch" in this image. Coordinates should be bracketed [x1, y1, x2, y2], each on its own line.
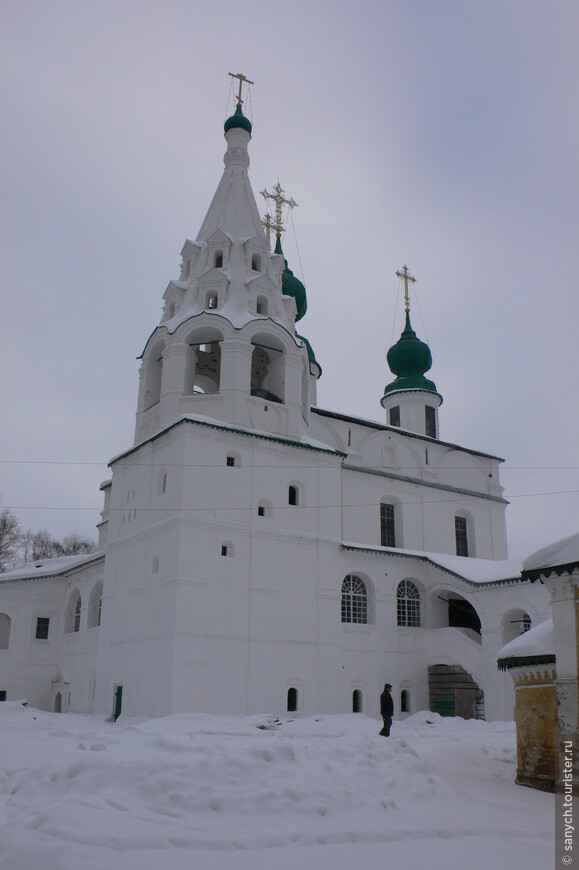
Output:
[185, 326, 224, 395]
[250, 332, 286, 403]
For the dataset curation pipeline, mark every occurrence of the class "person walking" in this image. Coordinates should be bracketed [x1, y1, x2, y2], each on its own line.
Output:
[380, 683, 394, 736]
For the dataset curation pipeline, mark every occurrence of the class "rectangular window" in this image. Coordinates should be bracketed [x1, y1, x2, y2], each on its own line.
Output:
[425, 406, 436, 438]
[389, 406, 400, 428]
[257, 506, 265, 517]
[455, 516, 468, 557]
[380, 503, 396, 548]
[226, 456, 235, 467]
[0, 691, 6, 702]
[221, 545, 228, 557]
[35, 617, 50, 640]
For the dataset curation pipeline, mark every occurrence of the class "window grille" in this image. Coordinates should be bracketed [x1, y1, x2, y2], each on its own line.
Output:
[455, 516, 468, 557]
[35, 617, 50, 640]
[425, 406, 436, 438]
[397, 580, 421, 627]
[341, 575, 368, 624]
[380, 503, 395, 547]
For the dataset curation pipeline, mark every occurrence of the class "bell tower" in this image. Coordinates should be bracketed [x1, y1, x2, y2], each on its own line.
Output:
[133, 77, 321, 445]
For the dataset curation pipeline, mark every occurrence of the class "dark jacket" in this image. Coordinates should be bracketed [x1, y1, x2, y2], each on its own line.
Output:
[380, 689, 394, 718]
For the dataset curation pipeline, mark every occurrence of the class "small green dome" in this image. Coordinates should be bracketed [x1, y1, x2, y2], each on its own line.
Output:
[383, 312, 439, 397]
[224, 104, 252, 135]
[275, 235, 307, 321]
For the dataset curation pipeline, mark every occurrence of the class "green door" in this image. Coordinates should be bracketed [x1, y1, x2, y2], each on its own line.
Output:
[113, 685, 123, 721]
[433, 694, 455, 717]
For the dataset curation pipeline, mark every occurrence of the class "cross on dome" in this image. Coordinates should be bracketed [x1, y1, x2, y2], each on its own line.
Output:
[260, 182, 297, 247]
[396, 265, 416, 314]
[228, 72, 254, 107]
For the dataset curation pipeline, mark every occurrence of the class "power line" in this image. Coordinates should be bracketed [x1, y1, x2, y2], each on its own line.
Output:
[1, 459, 577, 471]
[5, 488, 579, 513]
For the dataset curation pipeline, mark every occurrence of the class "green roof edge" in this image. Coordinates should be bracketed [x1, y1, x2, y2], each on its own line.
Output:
[110, 416, 346, 467]
[497, 653, 556, 672]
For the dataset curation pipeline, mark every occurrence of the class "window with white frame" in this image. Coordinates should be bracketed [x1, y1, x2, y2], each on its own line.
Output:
[380, 502, 396, 547]
[341, 575, 368, 624]
[397, 580, 421, 627]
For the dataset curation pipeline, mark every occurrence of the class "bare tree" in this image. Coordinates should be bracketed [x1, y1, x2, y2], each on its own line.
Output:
[25, 529, 60, 562]
[59, 533, 97, 556]
[0, 508, 23, 572]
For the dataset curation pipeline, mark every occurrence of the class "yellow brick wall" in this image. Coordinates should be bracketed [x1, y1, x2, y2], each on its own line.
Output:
[513, 670, 557, 792]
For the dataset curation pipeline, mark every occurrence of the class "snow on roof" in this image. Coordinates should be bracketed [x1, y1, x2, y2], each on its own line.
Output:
[522, 531, 579, 578]
[341, 541, 523, 585]
[0, 552, 103, 584]
[111, 412, 346, 466]
[497, 617, 555, 665]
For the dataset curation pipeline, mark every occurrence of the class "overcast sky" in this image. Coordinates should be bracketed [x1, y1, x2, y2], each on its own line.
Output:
[1, 0, 577, 559]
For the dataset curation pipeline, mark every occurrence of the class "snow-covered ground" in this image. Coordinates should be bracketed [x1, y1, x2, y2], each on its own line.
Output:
[0, 703, 553, 870]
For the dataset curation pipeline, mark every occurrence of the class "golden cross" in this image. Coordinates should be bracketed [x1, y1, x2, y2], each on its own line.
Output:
[260, 182, 298, 243]
[396, 265, 416, 314]
[261, 212, 276, 247]
[228, 72, 254, 107]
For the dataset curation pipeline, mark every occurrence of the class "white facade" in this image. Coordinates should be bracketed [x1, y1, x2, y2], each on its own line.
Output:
[0, 105, 550, 722]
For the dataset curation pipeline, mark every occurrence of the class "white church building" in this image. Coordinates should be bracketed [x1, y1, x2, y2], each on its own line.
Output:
[0, 91, 550, 723]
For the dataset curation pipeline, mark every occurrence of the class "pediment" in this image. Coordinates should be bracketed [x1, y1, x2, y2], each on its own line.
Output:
[180, 239, 201, 258]
[163, 279, 187, 301]
[198, 268, 229, 288]
[206, 229, 231, 246]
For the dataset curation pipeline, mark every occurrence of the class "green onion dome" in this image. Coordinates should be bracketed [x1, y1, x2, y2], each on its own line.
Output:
[224, 104, 252, 135]
[383, 312, 439, 396]
[275, 235, 307, 322]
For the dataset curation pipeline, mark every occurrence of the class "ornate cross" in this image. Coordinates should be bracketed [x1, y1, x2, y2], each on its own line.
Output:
[260, 182, 298, 245]
[396, 265, 416, 314]
[228, 72, 254, 107]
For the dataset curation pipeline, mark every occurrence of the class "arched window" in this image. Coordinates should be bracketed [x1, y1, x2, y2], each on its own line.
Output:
[380, 502, 396, 547]
[214, 251, 223, 268]
[74, 596, 82, 632]
[397, 580, 421, 627]
[352, 689, 363, 713]
[0, 613, 10, 649]
[88, 580, 103, 628]
[455, 514, 469, 556]
[157, 469, 167, 494]
[206, 293, 218, 310]
[401, 689, 410, 713]
[287, 687, 298, 712]
[251, 254, 261, 271]
[341, 575, 367, 624]
[65, 590, 82, 634]
[288, 485, 299, 506]
[251, 336, 285, 404]
[143, 341, 165, 410]
[186, 332, 223, 395]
